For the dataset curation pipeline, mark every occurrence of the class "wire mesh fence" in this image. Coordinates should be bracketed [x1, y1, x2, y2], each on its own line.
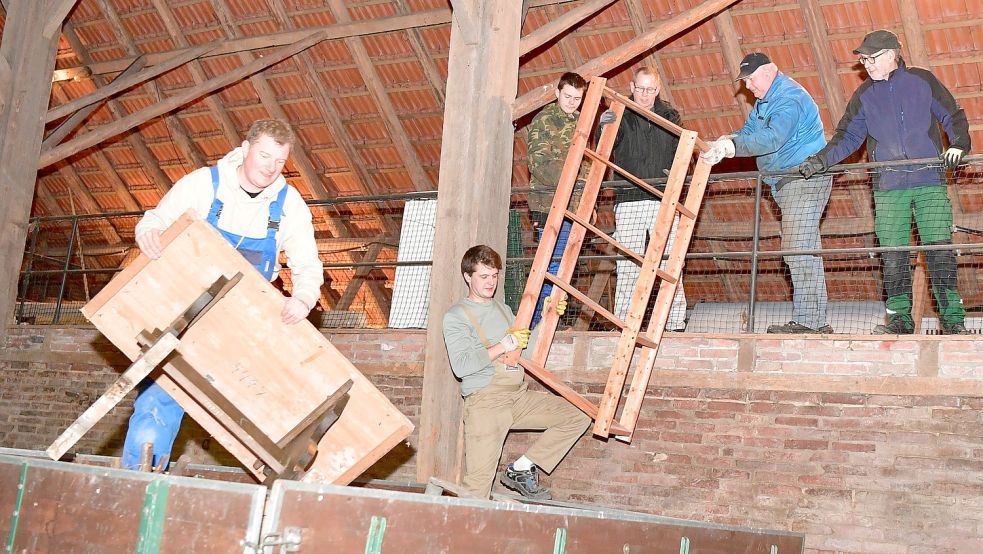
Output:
[13, 157, 983, 334]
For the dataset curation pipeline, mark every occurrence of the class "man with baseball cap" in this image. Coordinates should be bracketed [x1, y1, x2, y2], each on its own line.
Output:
[702, 53, 833, 334]
[798, 30, 972, 335]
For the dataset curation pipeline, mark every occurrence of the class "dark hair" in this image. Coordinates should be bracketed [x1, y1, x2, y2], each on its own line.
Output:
[557, 71, 587, 92]
[245, 118, 296, 147]
[461, 245, 502, 274]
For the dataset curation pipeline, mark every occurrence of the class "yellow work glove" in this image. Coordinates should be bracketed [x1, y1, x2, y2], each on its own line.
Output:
[543, 296, 568, 316]
[499, 328, 531, 352]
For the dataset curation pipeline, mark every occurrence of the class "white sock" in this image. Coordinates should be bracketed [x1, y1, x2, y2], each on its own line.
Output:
[512, 455, 534, 471]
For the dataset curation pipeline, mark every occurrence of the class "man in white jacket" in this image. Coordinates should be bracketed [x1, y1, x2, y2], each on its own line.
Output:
[123, 118, 324, 470]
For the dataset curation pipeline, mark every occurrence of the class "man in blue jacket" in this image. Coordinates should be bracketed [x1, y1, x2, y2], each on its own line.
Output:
[703, 53, 832, 334]
[799, 30, 971, 335]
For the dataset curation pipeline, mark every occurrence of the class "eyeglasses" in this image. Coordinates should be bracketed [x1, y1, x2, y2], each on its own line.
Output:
[633, 86, 659, 95]
[858, 50, 889, 65]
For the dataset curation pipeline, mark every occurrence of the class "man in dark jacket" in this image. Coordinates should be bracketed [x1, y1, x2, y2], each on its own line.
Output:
[602, 67, 687, 330]
[799, 30, 972, 334]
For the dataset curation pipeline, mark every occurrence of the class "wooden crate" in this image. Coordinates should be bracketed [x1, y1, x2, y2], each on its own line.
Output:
[81, 212, 413, 484]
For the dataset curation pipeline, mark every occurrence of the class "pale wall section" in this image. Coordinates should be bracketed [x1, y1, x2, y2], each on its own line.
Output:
[2, 326, 981, 554]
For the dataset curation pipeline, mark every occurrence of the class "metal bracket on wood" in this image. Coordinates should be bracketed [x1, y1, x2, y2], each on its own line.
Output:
[241, 526, 302, 553]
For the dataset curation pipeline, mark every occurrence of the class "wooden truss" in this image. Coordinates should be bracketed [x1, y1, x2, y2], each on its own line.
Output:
[505, 76, 711, 440]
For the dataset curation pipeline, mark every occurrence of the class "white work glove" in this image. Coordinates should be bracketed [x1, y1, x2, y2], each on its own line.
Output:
[701, 138, 735, 166]
[942, 147, 964, 169]
[499, 328, 531, 353]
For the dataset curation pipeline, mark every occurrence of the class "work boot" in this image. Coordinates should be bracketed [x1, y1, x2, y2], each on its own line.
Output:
[500, 464, 552, 500]
[817, 325, 834, 334]
[873, 316, 914, 335]
[941, 321, 972, 335]
[766, 321, 820, 334]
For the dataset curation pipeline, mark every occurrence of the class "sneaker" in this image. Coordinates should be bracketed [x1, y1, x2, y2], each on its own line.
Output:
[766, 321, 820, 334]
[500, 464, 552, 500]
[941, 321, 971, 335]
[873, 317, 914, 335]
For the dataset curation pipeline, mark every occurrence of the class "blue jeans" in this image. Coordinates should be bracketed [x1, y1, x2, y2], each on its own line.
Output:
[772, 175, 832, 330]
[121, 381, 185, 470]
[532, 219, 572, 327]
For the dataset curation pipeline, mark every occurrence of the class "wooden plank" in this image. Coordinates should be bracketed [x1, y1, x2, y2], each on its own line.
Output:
[593, 131, 698, 437]
[511, 0, 741, 120]
[418, 1, 522, 484]
[39, 31, 330, 169]
[81, 213, 413, 485]
[46, 333, 180, 461]
[600, 88, 711, 156]
[623, 0, 676, 106]
[542, 272, 624, 328]
[562, 209, 642, 265]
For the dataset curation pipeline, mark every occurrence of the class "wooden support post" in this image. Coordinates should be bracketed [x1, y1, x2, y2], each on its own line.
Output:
[418, 0, 522, 484]
[0, 0, 76, 343]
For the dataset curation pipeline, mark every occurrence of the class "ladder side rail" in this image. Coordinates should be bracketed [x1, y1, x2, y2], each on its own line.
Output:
[526, 100, 624, 367]
[591, 131, 696, 437]
[618, 148, 712, 440]
[504, 76, 608, 366]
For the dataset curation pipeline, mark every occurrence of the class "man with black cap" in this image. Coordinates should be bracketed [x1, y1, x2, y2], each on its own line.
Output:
[702, 53, 833, 334]
[798, 30, 972, 335]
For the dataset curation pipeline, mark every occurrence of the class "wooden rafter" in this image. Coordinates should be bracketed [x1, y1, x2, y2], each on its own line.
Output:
[328, 0, 433, 191]
[512, 0, 741, 120]
[60, 14, 171, 198]
[39, 31, 329, 170]
[45, 43, 216, 124]
[623, 0, 675, 105]
[394, 0, 446, 105]
[335, 243, 385, 310]
[149, 0, 242, 148]
[55, 8, 456, 79]
[798, 0, 845, 121]
[519, 0, 616, 56]
[544, 4, 585, 66]
[50, 166, 124, 245]
[712, 10, 751, 119]
[42, 55, 147, 151]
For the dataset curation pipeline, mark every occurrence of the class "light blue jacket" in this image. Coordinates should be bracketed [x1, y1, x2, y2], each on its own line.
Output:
[734, 73, 826, 187]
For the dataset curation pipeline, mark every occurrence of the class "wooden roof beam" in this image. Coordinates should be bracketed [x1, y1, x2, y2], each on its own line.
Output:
[60, 15, 172, 197]
[712, 10, 751, 119]
[39, 31, 329, 169]
[45, 43, 216, 124]
[623, 0, 676, 106]
[512, 0, 741, 120]
[329, 0, 433, 191]
[43, 56, 147, 151]
[149, 0, 242, 149]
[519, 0, 616, 56]
[394, 0, 447, 105]
[48, 167, 125, 245]
[798, 0, 846, 121]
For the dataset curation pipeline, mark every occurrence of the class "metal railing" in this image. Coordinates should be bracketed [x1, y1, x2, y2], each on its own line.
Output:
[14, 156, 983, 334]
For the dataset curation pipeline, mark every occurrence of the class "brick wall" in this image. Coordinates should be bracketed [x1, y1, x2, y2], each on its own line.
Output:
[2, 325, 982, 553]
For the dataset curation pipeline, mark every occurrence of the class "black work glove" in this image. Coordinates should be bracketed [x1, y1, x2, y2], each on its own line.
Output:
[942, 147, 964, 169]
[798, 155, 826, 179]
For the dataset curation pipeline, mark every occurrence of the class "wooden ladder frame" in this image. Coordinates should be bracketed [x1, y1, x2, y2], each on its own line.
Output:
[504, 76, 711, 440]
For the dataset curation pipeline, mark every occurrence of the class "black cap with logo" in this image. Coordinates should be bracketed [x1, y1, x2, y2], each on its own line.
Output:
[735, 52, 771, 81]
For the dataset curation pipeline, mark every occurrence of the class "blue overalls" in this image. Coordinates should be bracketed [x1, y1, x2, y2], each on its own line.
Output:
[121, 166, 288, 469]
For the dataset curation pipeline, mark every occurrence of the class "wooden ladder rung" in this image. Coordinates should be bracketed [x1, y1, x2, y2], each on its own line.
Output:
[561, 210, 679, 285]
[582, 148, 696, 220]
[600, 86, 710, 153]
[542, 272, 625, 328]
[517, 358, 631, 436]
